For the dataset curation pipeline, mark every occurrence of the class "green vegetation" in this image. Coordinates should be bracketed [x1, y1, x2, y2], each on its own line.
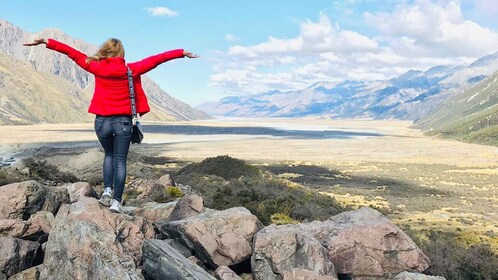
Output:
[0, 167, 27, 186]
[175, 156, 346, 225]
[404, 229, 498, 280]
[165, 186, 184, 198]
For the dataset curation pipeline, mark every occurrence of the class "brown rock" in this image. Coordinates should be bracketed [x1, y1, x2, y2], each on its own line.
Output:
[39, 197, 154, 279]
[252, 225, 337, 280]
[0, 181, 47, 220]
[41, 187, 70, 215]
[215, 266, 242, 280]
[8, 264, 42, 280]
[304, 207, 430, 278]
[158, 174, 175, 187]
[159, 207, 263, 267]
[63, 182, 96, 203]
[0, 219, 29, 238]
[0, 212, 53, 242]
[127, 178, 166, 202]
[126, 201, 177, 223]
[168, 194, 204, 222]
[0, 237, 40, 277]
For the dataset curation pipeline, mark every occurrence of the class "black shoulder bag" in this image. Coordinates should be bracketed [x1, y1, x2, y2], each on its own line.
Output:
[127, 67, 144, 144]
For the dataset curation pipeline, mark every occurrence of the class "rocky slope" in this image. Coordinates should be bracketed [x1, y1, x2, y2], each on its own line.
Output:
[0, 19, 210, 124]
[0, 178, 444, 280]
[199, 54, 498, 120]
[414, 70, 498, 146]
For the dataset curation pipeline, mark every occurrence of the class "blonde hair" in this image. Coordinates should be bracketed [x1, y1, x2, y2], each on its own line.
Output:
[86, 38, 125, 63]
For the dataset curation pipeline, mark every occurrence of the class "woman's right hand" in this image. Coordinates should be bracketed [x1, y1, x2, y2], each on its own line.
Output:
[23, 39, 47, 47]
[183, 51, 199, 58]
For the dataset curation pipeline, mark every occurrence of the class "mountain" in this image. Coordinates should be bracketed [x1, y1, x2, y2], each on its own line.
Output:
[199, 53, 498, 120]
[0, 19, 210, 124]
[414, 70, 498, 146]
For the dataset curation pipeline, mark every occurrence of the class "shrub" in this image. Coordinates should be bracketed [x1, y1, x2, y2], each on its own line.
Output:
[177, 156, 261, 180]
[271, 213, 299, 225]
[22, 158, 78, 183]
[166, 186, 184, 198]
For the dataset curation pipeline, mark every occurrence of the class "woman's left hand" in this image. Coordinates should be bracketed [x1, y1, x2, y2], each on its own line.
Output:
[23, 39, 47, 46]
[184, 51, 199, 58]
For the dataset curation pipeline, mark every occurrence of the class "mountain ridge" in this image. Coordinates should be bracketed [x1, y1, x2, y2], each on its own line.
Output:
[0, 18, 210, 124]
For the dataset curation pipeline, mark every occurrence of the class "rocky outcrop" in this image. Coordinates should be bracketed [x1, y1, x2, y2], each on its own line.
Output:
[168, 194, 204, 222]
[40, 186, 70, 214]
[126, 201, 177, 223]
[142, 239, 216, 280]
[39, 197, 153, 279]
[252, 225, 337, 280]
[0, 211, 53, 242]
[0, 181, 46, 220]
[303, 207, 429, 278]
[0, 237, 40, 277]
[63, 182, 97, 203]
[158, 207, 263, 267]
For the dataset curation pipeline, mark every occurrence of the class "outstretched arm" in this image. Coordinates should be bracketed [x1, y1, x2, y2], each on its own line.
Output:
[128, 49, 199, 76]
[24, 38, 101, 75]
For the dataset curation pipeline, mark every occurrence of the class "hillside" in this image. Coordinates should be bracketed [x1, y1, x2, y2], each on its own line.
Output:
[0, 19, 210, 124]
[414, 71, 498, 146]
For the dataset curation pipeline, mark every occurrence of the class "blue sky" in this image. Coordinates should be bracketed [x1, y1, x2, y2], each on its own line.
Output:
[2, 0, 498, 106]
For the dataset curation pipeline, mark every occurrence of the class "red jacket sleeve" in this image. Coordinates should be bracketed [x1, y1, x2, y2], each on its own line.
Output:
[46, 39, 101, 75]
[128, 49, 185, 76]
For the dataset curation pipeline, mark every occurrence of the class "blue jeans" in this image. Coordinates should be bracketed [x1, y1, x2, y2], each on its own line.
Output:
[94, 115, 132, 203]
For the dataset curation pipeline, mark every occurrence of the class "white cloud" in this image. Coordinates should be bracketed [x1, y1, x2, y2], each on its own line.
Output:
[145, 7, 178, 17]
[224, 34, 237, 41]
[210, 2, 498, 96]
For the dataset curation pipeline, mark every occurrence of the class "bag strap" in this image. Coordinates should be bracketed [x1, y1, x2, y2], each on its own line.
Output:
[126, 67, 138, 122]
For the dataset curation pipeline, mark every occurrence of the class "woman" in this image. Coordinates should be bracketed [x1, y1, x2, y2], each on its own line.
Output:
[24, 38, 198, 213]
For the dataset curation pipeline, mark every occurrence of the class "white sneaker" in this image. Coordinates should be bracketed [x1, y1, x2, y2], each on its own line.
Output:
[98, 187, 112, 207]
[109, 199, 123, 213]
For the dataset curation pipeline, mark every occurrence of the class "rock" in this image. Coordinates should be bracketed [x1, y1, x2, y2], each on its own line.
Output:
[159, 207, 263, 267]
[0, 219, 30, 238]
[214, 266, 242, 280]
[63, 182, 97, 203]
[8, 264, 42, 280]
[23, 211, 54, 242]
[305, 207, 430, 278]
[128, 178, 166, 202]
[168, 194, 204, 222]
[393, 271, 446, 280]
[0, 237, 40, 277]
[0, 181, 47, 220]
[41, 187, 70, 215]
[126, 201, 177, 223]
[0, 272, 5, 280]
[39, 197, 154, 279]
[283, 268, 338, 280]
[252, 225, 337, 280]
[158, 174, 175, 187]
[163, 239, 192, 258]
[142, 239, 216, 280]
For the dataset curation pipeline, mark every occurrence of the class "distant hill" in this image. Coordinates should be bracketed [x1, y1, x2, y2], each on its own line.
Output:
[414, 71, 498, 146]
[0, 19, 210, 124]
[198, 54, 498, 121]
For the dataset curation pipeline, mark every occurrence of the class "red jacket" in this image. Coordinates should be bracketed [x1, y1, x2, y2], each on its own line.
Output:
[46, 39, 184, 116]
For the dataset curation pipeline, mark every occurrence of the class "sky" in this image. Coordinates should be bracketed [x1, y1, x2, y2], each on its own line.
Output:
[2, 0, 498, 106]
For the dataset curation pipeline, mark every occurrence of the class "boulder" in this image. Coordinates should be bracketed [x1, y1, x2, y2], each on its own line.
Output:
[159, 207, 263, 267]
[8, 264, 42, 280]
[125, 201, 177, 223]
[252, 225, 337, 280]
[304, 207, 430, 278]
[63, 182, 97, 203]
[0, 272, 5, 280]
[142, 239, 216, 280]
[168, 194, 204, 222]
[0, 181, 47, 220]
[0, 237, 40, 277]
[41, 186, 70, 215]
[0, 212, 53, 242]
[215, 266, 242, 280]
[127, 178, 166, 202]
[39, 196, 154, 279]
[158, 174, 175, 187]
[393, 272, 446, 280]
